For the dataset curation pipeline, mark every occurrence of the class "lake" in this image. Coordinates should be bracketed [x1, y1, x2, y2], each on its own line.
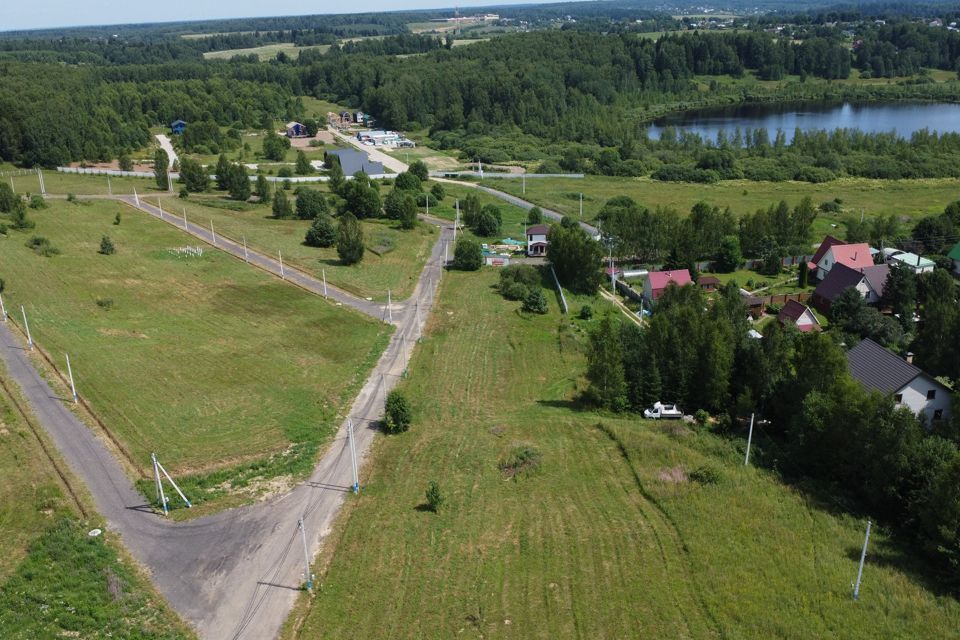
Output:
[647, 102, 960, 142]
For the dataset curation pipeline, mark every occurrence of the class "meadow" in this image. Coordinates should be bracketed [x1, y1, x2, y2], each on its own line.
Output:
[283, 269, 960, 639]
[0, 365, 194, 638]
[202, 42, 330, 60]
[0, 200, 388, 502]
[160, 192, 438, 301]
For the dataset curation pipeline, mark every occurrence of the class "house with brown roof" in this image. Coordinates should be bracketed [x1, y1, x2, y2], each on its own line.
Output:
[811, 262, 889, 313]
[807, 235, 844, 278]
[697, 275, 720, 292]
[847, 338, 952, 425]
[643, 269, 692, 305]
[526, 224, 549, 257]
[777, 300, 820, 332]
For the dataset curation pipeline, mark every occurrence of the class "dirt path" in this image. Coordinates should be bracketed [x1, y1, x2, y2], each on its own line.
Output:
[0, 201, 454, 640]
[155, 134, 179, 169]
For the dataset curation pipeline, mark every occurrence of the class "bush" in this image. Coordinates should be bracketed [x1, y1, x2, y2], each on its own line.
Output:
[0, 223, 7, 236]
[28, 195, 46, 209]
[10, 203, 34, 230]
[522, 288, 548, 314]
[499, 446, 542, 479]
[277, 167, 293, 178]
[179, 187, 189, 199]
[527, 207, 543, 224]
[336, 213, 365, 265]
[408, 160, 429, 182]
[95, 298, 114, 310]
[98, 235, 115, 255]
[384, 390, 412, 434]
[26, 236, 59, 256]
[453, 238, 483, 271]
[498, 264, 540, 300]
[694, 409, 709, 426]
[113, 213, 121, 226]
[579, 304, 593, 320]
[425, 480, 444, 513]
[688, 464, 721, 485]
[304, 215, 336, 248]
[794, 166, 836, 183]
[430, 183, 445, 202]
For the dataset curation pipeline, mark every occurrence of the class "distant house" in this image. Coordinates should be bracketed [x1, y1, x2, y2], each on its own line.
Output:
[643, 269, 692, 305]
[697, 275, 720, 292]
[526, 224, 549, 257]
[285, 122, 307, 138]
[949, 242, 960, 275]
[325, 148, 385, 177]
[170, 120, 187, 135]
[777, 300, 820, 332]
[847, 338, 952, 426]
[811, 239, 873, 280]
[889, 252, 935, 274]
[811, 262, 889, 312]
[354, 111, 365, 124]
[339, 111, 353, 126]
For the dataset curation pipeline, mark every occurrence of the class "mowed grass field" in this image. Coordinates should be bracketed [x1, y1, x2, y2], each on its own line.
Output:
[0, 366, 194, 638]
[0, 200, 388, 481]
[284, 269, 960, 639]
[483, 175, 960, 234]
[203, 42, 331, 60]
[160, 193, 437, 301]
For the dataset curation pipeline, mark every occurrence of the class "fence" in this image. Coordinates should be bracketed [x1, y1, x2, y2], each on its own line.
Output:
[58, 167, 156, 178]
[0, 169, 38, 178]
[433, 172, 585, 179]
[616, 279, 644, 304]
[550, 267, 569, 314]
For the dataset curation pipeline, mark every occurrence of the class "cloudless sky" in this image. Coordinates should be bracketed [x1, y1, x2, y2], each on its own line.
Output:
[5, 0, 556, 32]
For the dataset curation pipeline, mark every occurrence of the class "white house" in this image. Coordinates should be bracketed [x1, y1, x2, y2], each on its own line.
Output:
[526, 224, 549, 257]
[889, 252, 935, 274]
[777, 300, 821, 332]
[847, 338, 952, 426]
[813, 241, 873, 280]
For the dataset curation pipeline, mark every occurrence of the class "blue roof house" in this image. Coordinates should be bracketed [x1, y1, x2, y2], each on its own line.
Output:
[170, 120, 187, 135]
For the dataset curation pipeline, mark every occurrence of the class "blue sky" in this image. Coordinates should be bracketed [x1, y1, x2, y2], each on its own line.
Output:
[6, 1, 553, 32]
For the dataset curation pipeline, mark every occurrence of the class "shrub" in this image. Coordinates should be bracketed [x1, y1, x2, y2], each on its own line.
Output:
[498, 264, 540, 299]
[425, 480, 444, 513]
[688, 464, 721, 485]
[66, 193, 77, 203]
[408, 160, 429, 182]
[430, 183, 445, 202]
[384, 390, 412, 434]
[28, 195, 46, 209]
[10, 203, 34, 230]
[0, 223, 8, 235]
[694, 409, 709, 426]
[98, 235, 116, 255]
[179, 187, 189, 199]
[579, 304, 593, 320]
[453, 238, 483, 271]
[336, 213, 365, 265]
[96, 298, 114, 310]
[499, 446, 542, 479]
[26, 236, 59, 256]
[113, 213, 121, 226]
[527, 207, 543, 224]
[304, 215, 336, 248]
[522, 288, 548, 314]
[277, 167, 293, 178]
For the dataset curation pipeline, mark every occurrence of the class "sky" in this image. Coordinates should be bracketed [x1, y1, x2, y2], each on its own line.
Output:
[5, 0, 556, 32]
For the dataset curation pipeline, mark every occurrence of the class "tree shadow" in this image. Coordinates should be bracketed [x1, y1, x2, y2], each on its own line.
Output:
[414, 503, 435, 513]
[536, 398, 590, 413]
[843, 532, 956, 598]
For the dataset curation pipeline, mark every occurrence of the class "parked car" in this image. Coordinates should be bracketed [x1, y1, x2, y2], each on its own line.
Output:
[643, 401, 683, 419]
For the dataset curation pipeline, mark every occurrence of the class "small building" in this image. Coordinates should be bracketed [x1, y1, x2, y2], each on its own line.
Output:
[339, 111, 352, 126]
[285, 122, 307, 138]
[777, 300, 821, 332]
[889, 252, 935, 274]
[949, 242, 960, 275]
[526, 224, 549, 257]
[697, 275, 720, 292]
[811, 262, 889, 312]
[643, 269, 692, 305]
[846, 338, 952, 426]
[170, 120, 187, 135]
[354, 111, 365, 124]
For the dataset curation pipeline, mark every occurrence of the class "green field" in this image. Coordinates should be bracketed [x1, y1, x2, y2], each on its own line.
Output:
[482, 175, 960, 232]
[203, 42, 331, 60]
[284, 269, 960, 639]
[0, 201, 388, 493]
[160, 193, 437, 301]
[0, 366, 194, 638]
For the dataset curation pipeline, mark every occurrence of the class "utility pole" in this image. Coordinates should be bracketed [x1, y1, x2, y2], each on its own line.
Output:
[744, 413, 755, 466]
[453, 199, 459, 245]
[158, 199, 163, 218]
[151, 454, 192, 515]
[298, 518, 313, 592]
[210, 221, 216, 245]
[579, 192, 583, 218]
[107, 176, 112, 196]
[853, 520, 872, 601]
[37, 169, 45, 196]
[65, 353, 78, 403]
[9, 177, 14, 193]
[0, 292, 6, 322]
[322, 269, 328, 298]
[522, 172, 526, 195]
[348, 419, 359, 493]
[279, 250, 285, 280]
[386, 290, 393, 323]
[243, 236, 248, 262]
[152, 453, 168, 516]
[20, 305, 32, 350]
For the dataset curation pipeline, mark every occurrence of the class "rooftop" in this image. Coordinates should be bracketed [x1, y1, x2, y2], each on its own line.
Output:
[846, 338, 921, 394]
[648, 269, 692, 296]
[526, 224, 550, 236]
[890, 252, 935, 268]
[326, 148, 385, 177]
[948, 242, 960, 261]
[830, 243, 874, 271]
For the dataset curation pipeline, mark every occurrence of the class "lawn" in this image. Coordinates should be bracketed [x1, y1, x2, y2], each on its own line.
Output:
[159, 192, 438, 301]
[283, 269, 960, 639]
[203, 42, 331, 60]
[0, 364, 194, 638]
[482, 175, 960, 229]
[0, 200, 389, 503]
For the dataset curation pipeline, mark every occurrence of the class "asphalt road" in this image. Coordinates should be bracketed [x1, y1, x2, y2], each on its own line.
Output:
[0, 204, 453, 640]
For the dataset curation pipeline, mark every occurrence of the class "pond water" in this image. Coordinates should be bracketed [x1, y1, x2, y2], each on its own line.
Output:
[646, 101, 960, 142]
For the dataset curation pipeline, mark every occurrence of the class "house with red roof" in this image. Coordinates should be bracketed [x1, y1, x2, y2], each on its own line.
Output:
[777, 300, 821, 332]
[643, 269, 692, 305]
[810, 236, 873, 280]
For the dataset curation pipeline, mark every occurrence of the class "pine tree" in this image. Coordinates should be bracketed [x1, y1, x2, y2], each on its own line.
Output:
[98, 235, 116, 255]
[215, 154, 230, 190]
[295, 150, 313, 175]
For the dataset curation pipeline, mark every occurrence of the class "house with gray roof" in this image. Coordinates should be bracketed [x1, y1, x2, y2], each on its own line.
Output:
[811, 262, 889, 313]
[846, 338, 951, 426]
